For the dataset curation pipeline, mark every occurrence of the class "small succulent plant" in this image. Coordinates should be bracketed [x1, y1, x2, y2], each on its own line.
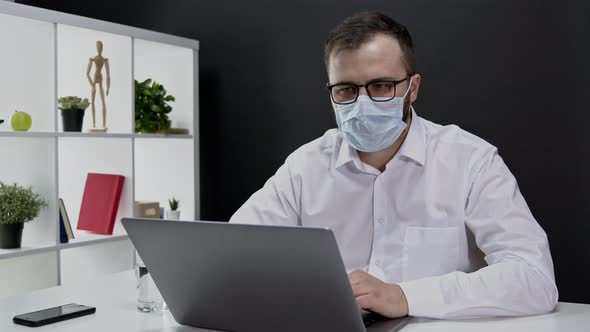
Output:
[58, 96, 90, 111]
[169, 197, 180, 211]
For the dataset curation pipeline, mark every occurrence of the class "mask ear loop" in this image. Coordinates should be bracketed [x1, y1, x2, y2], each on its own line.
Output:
[402, 76, 413, 99]
[402, 77, 414, 122]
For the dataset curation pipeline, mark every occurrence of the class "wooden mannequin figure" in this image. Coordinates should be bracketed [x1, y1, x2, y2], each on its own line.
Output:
[86, 40, 110, 132]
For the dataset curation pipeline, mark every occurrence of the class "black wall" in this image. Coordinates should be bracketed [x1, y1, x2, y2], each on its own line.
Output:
[20, 0, 590, 304]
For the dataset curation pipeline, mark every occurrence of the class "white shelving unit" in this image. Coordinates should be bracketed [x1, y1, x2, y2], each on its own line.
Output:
[0, 2, 199, 299]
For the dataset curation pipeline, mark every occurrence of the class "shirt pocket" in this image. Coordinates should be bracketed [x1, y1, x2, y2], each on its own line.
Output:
[401, 226, 460, 281]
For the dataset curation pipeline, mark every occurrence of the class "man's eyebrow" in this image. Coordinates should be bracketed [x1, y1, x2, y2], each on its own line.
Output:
[330, 77, 397, 85]
[330, 80, 356, 86]
[366, 77, 396, 83]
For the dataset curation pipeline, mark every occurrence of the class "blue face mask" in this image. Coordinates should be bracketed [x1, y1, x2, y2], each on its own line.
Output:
[333, 78, 412, 152]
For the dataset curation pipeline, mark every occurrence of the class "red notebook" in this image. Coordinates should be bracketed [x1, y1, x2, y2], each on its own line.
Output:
[77, 173, 125, 235]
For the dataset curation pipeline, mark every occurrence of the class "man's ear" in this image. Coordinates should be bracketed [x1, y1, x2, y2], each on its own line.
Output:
[410, 74, 421, 103]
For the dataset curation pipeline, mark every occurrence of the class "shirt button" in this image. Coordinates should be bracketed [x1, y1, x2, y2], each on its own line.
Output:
[377, 217, 384, 224]
[375, 260, 381, 266]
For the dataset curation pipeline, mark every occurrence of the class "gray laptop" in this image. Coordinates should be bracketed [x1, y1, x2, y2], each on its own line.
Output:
[122, 218, 411, 332]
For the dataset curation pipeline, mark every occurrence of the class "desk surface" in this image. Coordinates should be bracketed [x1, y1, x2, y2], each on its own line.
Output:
[0, 270, 588, 332]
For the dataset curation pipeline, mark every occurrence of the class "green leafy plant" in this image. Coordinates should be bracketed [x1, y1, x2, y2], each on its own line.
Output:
[169, 197, 180, 211]
[58, 96, 90, 110]
[0, 181, 48, 224]
[135, 79, 175, 133]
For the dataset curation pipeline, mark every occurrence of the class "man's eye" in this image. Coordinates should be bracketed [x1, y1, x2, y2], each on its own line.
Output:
[337, 87, 354, 94]
[372, 83, 392, 90]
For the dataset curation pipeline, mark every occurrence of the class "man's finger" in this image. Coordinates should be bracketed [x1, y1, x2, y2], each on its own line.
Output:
[351, 282, 371, 297]
[355, 294, 374, 310]
[348, 269, 367, 284]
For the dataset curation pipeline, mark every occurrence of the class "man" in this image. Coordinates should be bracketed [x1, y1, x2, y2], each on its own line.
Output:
[230, 11, 558, 319]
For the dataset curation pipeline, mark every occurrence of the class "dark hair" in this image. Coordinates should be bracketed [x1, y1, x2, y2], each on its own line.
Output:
[324, 11, 416, 75]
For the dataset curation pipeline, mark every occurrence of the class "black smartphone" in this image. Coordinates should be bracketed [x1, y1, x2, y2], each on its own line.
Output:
[13, 303, 96, 327]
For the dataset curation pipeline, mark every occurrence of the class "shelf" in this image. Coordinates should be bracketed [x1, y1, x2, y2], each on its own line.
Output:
[135, 138, 196, 221]
[0, 12, 55, 133]
[134, 38, 194, 131]
[57, 24, 133, 134]
[133, 133, 193, 139]
[58, 132, 134, 138]
[58, 233, 129, 250]
[0, 131, 56, 138]
[0, 1, 199, 50]
[59, 133, 192, 139]
[0, 1, 198, 298]
[0, 132, 193, 139]
[0, 234, 129, 260]
[0, 243, 57, 260]
[0, 250, 58, 299]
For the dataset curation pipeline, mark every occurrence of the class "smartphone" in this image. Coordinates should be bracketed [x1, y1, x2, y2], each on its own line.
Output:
[13, 303, 96, 327]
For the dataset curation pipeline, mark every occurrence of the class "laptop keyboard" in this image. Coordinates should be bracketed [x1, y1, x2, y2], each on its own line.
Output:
[362, 312, 385, 327]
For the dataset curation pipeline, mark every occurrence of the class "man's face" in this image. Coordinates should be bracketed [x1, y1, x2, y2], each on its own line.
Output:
[327, 34, 420, 118]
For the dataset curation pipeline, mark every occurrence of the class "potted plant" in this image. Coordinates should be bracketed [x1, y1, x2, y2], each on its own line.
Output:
[135, 79, 175, 134]
[0, 181, 47, 249]
[166, 197, 180, 220]
[58, 96, 90, 132]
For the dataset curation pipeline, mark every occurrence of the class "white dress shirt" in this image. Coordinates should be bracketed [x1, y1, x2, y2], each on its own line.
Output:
[229, 109, 558, 319]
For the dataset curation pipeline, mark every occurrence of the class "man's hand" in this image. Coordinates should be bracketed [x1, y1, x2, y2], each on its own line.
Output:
[348, 270, 409, 318]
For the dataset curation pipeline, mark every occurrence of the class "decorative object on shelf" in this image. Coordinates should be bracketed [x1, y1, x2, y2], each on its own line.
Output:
[159, 128, 189, 135]
[135, 79, 175, 134]
[58, 198, 74, 243]
[77, 173, 125, 235]
[58, 96, 90, 132]
[133, 201, 160, 219]
[0, 119, 4, 125]
[166, 197, 180, 220]
[0, 181, 47, 249]
[87, 40, 110, 133]
[10, 110, 32, 132]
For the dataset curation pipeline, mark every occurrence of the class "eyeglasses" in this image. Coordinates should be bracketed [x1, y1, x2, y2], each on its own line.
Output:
[326, 75, 413, 105]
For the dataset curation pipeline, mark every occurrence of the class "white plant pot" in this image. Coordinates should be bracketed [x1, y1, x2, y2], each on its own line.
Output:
[166, 210, 180, 220]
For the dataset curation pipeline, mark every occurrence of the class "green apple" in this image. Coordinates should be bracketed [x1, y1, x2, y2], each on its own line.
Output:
[10, 110, 32, 132]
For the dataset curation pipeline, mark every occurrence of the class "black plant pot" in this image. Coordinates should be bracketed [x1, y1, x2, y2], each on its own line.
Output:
[61, 108, 85, 132]
[0, 223, 24, 249]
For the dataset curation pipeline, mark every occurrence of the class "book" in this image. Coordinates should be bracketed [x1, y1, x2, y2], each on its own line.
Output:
[58, 198, 74, 241]
[59, 212, 68, 244]
[77, 173, 125, 235]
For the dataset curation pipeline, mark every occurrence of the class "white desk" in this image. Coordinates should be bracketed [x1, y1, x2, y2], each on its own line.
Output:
[0, 270, 588, 331]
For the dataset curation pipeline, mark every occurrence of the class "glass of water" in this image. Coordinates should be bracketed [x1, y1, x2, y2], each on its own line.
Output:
[135, 251, 167, 312]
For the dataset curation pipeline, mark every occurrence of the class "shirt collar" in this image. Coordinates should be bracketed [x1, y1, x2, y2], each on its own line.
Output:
[335, 135, 359, 169]
[395, 107, 426, 166]
[334, 107, 426, 169]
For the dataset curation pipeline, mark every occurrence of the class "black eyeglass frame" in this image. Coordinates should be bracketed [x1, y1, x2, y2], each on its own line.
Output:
[326, 75, 413, 105]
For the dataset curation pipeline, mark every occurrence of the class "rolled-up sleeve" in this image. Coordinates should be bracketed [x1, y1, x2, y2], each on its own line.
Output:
[398, 149, 558, 319]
